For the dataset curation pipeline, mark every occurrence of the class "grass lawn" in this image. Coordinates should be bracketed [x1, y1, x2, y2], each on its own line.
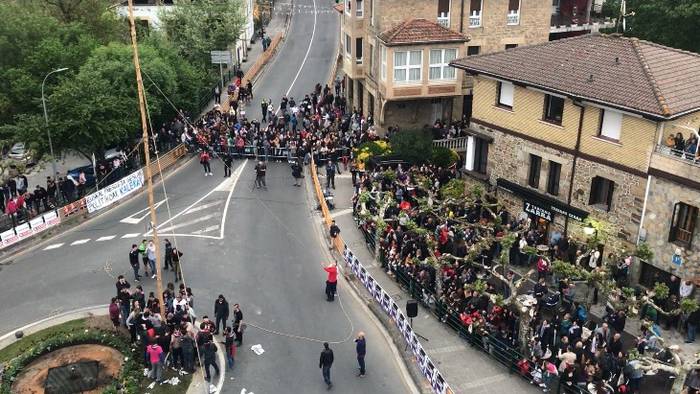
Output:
[0, 316, 192, 394]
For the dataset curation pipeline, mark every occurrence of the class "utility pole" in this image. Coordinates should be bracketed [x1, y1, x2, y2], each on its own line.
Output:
[127, 0, 165, 310]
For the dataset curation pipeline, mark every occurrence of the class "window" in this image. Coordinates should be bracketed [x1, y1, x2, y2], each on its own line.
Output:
[356, 0, 363, 17]
[345, 33, 351, 58]
[473, 138, 489, 174]
[469, 0, 482, 27]
[599, 109, 623, 141]
[344, 0, 351, 15]
[543, 94, 564, 124]
[393, 50, 422, 83]
[429, 49, 457, 81]
[467, 46, 480, 56]
[355, 37, 363, 64]
[380, 45, 386, 81]
[437, 0, 450, 27]
[507, 0, 520, 24]
[669, 202, 698, 247]
[528, 154, 541, 188]
[505, 44, 518, 50]
[546, 161, 561, 195]
[589, 176, 615, 211]
[370, 0, 375, 25]
[368, 44, 374, 76]
[496, 81, 514, 108]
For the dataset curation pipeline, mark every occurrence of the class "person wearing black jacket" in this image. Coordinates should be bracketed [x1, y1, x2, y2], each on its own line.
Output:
[203, 340, 219, 381]
[319, 342, 334, 389]
[355, 332, 366, 377]
[129, 245, 141, 281]
[163, 239, 173, 271]
[214, 295, 229, 335]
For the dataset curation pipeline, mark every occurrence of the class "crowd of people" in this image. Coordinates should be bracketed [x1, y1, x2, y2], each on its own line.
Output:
[665, 132, 699, 161]
[351, 156, 699, 393]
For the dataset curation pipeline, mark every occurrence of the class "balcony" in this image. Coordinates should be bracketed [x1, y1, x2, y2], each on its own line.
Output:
[437, 12, 450, 28]
[433, 136, 469, 152]
[469, 12, 481, 28]
[650, 145, 700, 185]
[506, 10, 520, 25]
[549, 14, 616, 34]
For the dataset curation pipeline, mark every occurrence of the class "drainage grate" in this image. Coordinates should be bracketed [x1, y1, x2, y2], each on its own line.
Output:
[44, 360, 99, 394]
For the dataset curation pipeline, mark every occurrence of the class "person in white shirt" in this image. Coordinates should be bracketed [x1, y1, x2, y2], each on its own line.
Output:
[680, 280, 694, 299]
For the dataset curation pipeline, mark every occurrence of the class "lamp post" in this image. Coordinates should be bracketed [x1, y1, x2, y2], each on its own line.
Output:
[41, 67, 69, 180]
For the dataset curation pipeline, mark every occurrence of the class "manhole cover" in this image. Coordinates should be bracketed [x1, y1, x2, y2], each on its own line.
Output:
[44, 360, 99, 394]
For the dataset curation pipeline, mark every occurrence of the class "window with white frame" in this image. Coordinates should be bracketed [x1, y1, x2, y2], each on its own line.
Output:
[437, 0, 450, 27]
[345, 33, 351, 58]
[469, 0, 482, 27]
[344, 0, 351, 15]
[380, 45, 387, 80]
[507, 0, 520, 25]
[355, 37, 363, 64]
[496, 81, 514, 108]
[429, 49, 457, 81]
[393, 50, 422, 83]
[356, 0, 363, 17]
[599, 109, 623, 141]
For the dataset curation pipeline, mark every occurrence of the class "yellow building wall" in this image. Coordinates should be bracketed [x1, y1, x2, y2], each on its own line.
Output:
[472, 77, 579, 150]
[578, 107, 657, 171]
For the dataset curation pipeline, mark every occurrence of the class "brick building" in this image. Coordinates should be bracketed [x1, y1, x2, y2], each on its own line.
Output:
[335, 0, 551, 131]
[450, 34, 700, 284]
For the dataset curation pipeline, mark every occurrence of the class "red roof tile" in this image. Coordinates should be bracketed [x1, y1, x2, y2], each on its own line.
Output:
[333, 3, 344, 13]
[378, 18, 468, 46]
[450, 34, 700, 119]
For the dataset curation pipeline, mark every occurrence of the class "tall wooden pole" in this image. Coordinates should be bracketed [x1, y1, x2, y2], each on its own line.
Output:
[127, 0, 165, 311]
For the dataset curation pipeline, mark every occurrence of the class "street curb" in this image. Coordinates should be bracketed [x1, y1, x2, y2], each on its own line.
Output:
[0, 155, 195, 265]
[248, 0, 295, 88]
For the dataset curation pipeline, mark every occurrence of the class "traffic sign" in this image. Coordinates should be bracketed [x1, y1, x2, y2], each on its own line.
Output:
[210, 50, 233, 64]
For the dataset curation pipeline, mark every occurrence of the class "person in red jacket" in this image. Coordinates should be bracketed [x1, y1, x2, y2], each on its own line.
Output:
[324, 261, 338, 302]
[199, 150, 212, 176]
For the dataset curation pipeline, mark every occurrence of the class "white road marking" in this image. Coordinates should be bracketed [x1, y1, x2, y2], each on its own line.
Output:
[96, 235, 116, 242]
[219, 162, 247, 239]
[184, 200, 224, 215]
[192, 225, 220, 235]
[44, 243, 64, 250]
[330, 208, 353, 218]
[121, 233, 141, 238]
[120, 198, 168, 224]
[70, 239, 90, 245]
[148, 213, 217, 236]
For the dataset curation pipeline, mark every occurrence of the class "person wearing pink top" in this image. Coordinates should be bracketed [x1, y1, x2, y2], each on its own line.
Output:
[146, 342, 164, 382]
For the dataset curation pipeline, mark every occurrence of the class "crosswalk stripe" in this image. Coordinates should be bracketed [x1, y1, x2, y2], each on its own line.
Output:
[71, 239, 90, 245]
[96, 235, 116, 242]
[121, 233, 141, 239]
[44, 243, 64, 250]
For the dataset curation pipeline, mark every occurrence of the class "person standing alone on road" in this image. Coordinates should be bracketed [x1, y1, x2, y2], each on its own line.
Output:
[200, 149, 212, 176]
[129, 244, 141, 281]
[355, 332, 366, 377]
[261, 99, 268, 122]
[329, 220, 340, 249]
[324, 261, 338, 302]
[223, 152, 233, 177]
[326, 160, 336, 189]
[254, 161, 267, 189]
[214, 295, 229, 335]
[163, 239, 173, 271]
[319, 342, 334, 389]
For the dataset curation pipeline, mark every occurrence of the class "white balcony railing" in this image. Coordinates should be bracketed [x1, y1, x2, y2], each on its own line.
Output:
[469, 11, 481, 27]
[433, 137, 469, 152]
[507, 10, 520, 25]
[655, 144, 700, 167]
[437, 12, 450, 28]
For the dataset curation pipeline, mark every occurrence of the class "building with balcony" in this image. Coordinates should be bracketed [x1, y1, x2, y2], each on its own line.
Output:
[550, 0, 616, 39]
[450, 34, 700, 283]
[116, 0, 255, 64]
[335, 0, 551, 131]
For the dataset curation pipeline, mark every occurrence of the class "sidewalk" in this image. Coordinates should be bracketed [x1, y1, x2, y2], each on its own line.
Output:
[323, 171, 539, 394]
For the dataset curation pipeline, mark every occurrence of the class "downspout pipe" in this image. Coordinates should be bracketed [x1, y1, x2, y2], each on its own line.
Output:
[638, 122, 663, 244]
[459, 0, 465, 32]
[564, 100, 585, 236]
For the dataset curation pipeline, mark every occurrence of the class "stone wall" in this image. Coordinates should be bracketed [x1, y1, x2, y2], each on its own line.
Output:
[642, 176, 700, 278]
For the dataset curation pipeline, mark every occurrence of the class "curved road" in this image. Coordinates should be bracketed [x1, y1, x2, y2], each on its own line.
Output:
[0, 1, 415, 393]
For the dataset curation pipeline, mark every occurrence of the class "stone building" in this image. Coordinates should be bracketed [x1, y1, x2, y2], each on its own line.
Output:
[450, 34, 700, 283]
[334, 0, 551, 131]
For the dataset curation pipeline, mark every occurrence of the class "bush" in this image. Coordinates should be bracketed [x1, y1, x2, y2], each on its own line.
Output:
[389, 129, 433, 164]
[354, 140, 391, 165]
[440, 179, 466, 200]
[431, 146, 459, 168]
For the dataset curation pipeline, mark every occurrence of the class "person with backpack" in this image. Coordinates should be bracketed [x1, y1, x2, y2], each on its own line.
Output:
[200, 150, 212, 176]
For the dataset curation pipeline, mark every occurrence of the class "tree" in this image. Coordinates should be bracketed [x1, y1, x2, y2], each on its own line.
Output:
[388, 129, 434, 165]
[610, 0, 700, 54]
[160, 0, 246, 69]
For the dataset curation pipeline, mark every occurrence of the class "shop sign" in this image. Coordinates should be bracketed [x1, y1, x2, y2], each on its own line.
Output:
[551, 205, 585, 222]
[524, 201, 553, 221]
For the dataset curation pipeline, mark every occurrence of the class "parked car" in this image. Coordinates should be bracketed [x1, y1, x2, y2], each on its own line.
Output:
[7, 142, 36, 166]
[104, 147, 126, 161]
[66, 165, 96, 188]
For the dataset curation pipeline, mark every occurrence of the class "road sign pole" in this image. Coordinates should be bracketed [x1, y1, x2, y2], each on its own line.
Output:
[219, 62, 224, 92]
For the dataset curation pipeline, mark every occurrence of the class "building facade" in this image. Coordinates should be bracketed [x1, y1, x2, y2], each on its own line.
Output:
[335, 0, 551, 131]
[450, 34, 700, 283]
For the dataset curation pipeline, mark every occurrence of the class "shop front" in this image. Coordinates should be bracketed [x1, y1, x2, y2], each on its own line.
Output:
[496, 178, 589, 240]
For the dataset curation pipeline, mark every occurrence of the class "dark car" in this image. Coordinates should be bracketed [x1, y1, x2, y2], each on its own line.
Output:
[66, 165, 96, 188]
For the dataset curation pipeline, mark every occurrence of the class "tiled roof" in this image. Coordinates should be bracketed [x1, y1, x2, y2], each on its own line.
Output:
[378, 18, 468, 46]
[333, 3, 343, 13]
[450, 34, 700, 119]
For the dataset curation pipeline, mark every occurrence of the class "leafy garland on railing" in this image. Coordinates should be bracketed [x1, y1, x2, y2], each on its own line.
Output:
[0, 325, 142, 394]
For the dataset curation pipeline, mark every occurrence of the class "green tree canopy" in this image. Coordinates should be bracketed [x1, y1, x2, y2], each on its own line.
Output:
[160, 0, 246, 69]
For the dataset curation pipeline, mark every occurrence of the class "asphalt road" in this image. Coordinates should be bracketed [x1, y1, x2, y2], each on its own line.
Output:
[0, 1, 415, 393]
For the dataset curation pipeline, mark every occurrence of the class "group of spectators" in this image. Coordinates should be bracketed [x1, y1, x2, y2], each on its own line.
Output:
[110, 275, 245, 383]
[351, 153, 699, 393]
[665, 132, 699, 161]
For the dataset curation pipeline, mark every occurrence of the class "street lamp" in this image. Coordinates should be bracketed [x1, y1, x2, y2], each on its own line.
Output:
[41, 67, 69, 180]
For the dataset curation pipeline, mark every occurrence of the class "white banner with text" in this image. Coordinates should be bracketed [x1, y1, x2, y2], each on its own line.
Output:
[85, 169, 144, 213]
